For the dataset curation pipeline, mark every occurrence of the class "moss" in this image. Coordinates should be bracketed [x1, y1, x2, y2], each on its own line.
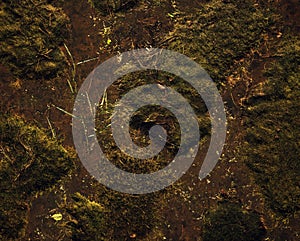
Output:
[66, 191, 160, 240]
[0, 114, 74, 240]
[99, 191, 159, 239]
[96, 70, 210, 174]
[202, 199, 266, 241]
[164, 0, 275, 83]
[66, 193, 108, 241]
[0, 0, 70, 79]
[264, 35, 300, 101]
[93, 70, 210, 239]
[0, 193, 28, 241]
[0, 115, 74, 195]
[242, 35, 300, 218]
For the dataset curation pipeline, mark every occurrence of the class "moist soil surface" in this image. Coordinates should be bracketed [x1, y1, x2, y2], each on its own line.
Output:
[0, 0, 299, 240]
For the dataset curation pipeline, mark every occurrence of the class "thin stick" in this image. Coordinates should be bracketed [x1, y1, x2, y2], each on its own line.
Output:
[77, 57, 99, 65]
[66, 78, 74, 94]
[100, 88, 107, 107]
[80, 119, 89, 150]
[86, 91, 94, 116]
[46, 116, 56, 139]
[63, 43, 76, 93]
[54, 105, 77, 118]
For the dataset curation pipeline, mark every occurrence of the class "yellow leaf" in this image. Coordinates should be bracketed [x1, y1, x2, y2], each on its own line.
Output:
[51, 213, 62, 221]
[107, 38, 112, 45]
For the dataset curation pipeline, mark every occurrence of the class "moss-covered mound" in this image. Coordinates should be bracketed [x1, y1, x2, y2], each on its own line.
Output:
[0, 0, 69, 79]
[66, 190, 160, 240]
[66, 193, 108, 241]
[202, 198, 266, 241]
[96, 70, 210, 175]
[243, 36, 300, 218]
[0, 115, 74, 240]
[165, 0, 275, 83]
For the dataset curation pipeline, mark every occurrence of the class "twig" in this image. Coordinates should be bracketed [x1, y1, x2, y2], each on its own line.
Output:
[63, 43, 76, 93]
[46, 116, 56, 139]
[77, 57, 99, 65]
[86, 91, 94, 116]
[54, 105, 77, 118]
[100, 88, 107, 107]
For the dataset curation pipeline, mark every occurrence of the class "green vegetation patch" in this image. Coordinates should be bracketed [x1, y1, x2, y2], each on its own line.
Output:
[165, 0, 275, 83]
[96, 70, 210, 174]
[92, 68, 211, 239]
[0, 0, 69, 79]
[88, 72, 210, 239]
[0, 114, 74, 240]
[243, 35, 300, 218]
[66, 193, 108, 241]
[202, 198, 266, 241]
[66, 190, 160, 240]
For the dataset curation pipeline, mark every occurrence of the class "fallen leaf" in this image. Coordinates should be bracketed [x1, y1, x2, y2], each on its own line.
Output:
[51, 213, 62, 221]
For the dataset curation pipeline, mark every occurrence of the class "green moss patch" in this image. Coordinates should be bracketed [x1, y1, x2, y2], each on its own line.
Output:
[66, 193, 108, 241]
[96, 70, 210, 174]
[0, 114, 74, 240]
[0, 0, 69, 79]
[66, 190, 160, 240]
[164, 0, 275, 83]
[242, 36, 300, 218]
[202, 198, 266, 241]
